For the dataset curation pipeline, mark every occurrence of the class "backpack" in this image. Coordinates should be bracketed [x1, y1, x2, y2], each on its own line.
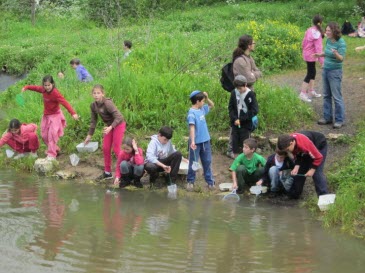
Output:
[220, 62, 235, 92]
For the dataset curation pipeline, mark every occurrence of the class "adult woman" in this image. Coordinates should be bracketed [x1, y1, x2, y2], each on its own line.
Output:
[315, 22, 346, 129]
[232, 34, 262, 91]
[300, 14, 324, 102]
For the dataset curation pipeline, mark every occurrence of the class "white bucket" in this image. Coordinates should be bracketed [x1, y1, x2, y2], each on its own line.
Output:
[318, 194, 336, 211]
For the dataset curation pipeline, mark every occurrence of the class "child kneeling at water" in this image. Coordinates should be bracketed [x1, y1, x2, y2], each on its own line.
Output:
[0, 119, 39, 159]
[113, 137, 144, 188]
[230, 138, 266, 193]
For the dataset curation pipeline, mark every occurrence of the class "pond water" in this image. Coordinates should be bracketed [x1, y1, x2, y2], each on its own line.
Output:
[0, 72, 26, 92]
[1, 169, 365, 273]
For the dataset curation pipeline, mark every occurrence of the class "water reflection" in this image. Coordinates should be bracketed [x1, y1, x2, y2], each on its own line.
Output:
[0, 171, 365, 273]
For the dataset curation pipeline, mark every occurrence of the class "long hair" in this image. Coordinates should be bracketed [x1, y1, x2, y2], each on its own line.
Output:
[232, 34, 253, 61]
[326, 22, 342, 41]
[312, 14, 324, 38]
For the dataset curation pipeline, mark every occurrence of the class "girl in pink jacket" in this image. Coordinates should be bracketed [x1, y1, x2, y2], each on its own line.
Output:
[0, 119, 39, 159]
[113, 137, 144, 188]
[300, 15, 324, 103]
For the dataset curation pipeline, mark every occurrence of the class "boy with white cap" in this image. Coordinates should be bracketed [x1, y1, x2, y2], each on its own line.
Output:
[186, 90, 215, 191]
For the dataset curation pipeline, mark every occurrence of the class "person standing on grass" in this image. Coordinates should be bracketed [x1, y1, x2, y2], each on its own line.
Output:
[70, 58, 93, 82]
[314, 22, 346, 129]
[22, 75, 79, 161]
[186, 90, 215, 191]
[0, 118, 39, 160]
[277, 131, 329, 199]
[299, 14, 324, 103]
[226, 34, 261, 159]
[84, 84, 126, 181]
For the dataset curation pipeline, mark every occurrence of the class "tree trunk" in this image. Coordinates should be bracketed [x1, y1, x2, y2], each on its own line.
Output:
[31, 0, 36, 26]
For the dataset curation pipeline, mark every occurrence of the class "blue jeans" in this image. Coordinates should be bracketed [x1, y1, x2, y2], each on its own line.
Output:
[322, 69, 345, 123]
[269, 167, 293, 192]
[187, 141, 214, 186]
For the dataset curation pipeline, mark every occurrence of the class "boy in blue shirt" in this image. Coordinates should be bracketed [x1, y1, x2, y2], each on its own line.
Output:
[230, 138, 266, 193]
[70, 58, 93, 82]
[186, 90, 215, 191]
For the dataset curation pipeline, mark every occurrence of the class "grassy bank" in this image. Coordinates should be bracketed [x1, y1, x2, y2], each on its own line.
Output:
[1, 1, 365, 238]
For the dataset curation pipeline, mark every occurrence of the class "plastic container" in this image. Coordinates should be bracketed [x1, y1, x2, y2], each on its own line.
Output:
[178, 160, 189, 175]
[6, 149, 14, 158]
[318, 194, 336, 211]
[219, 183, 233, 192]
[69, 153, 80, 166]
[76, 142, 98, 153]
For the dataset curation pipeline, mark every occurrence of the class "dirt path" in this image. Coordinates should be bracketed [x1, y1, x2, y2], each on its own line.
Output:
[58, 56, 365, 198]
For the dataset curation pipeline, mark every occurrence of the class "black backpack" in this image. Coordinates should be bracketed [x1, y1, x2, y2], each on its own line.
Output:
[220, 62, 235, 92]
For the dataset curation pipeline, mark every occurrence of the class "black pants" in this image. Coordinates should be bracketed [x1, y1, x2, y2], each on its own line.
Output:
[231, 126, 250, 154]
[144, 151, 182, 183]
[303, 61, 316, 83]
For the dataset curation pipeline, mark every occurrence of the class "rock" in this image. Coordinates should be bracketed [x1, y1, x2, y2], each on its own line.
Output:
[269, 138, 278, 149]
[34, 158, 57, 174]
[327, 133, 345, 140]
[55, 170, 77, 179]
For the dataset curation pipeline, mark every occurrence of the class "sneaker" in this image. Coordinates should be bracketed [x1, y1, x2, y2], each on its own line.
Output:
[186, 183, 194, 192]
[207, 184, 215, 190]
[29, 152, 38, 158]
[309, 90, 321, 98]
[96, 172, 113, 181]
[317, 118, 332, 125]
[14, 153, 25, 160]
[226, 151, 235, 159]
[133, 179, 144, 188]
[299, 92, 312, 102]
[119, 178, 131, 188]
[46, 156, 56, 161]
[333, 122, 343, 129]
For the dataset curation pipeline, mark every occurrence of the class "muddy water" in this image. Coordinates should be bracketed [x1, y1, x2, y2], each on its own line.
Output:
[0, 72, 26, 91]
[1, 169, 365, 273]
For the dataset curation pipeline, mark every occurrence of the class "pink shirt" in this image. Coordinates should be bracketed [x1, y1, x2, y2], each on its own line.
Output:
[115, 148, 144, 179]
[302, 26, 324, 65]
[0, 123, 37, 147]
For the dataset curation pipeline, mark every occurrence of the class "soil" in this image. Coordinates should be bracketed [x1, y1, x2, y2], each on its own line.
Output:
[56, 56, 365, 200]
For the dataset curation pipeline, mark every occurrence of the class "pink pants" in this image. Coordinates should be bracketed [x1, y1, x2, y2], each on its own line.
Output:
[103, 122, 126, 173]
[41, 110, 66, 158]
[6, 133, 40, 153]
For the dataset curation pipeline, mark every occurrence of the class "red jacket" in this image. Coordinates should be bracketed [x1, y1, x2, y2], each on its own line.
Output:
[291, 133, 323, 168]
[115, 148, 144, 179]
[0, 123, 37, 147]
[23, 85, 76, 116]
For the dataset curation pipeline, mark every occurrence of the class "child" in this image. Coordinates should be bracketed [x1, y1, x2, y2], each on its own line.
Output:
[113, 137, 144, 188]
[69, 58, 93, 82]
[229, 75, 259, 157]
[123, 40, 132, 59]
[230, 138, 266, 193]
[256, 149, 295, 196]
[144, 126, 182, 186]
[186, 90, 215, 190]
[22, 75, 79, 160]
[277, 131, 329, 199]
[0, 118, 39, 159]
[84, 84, 126, 181]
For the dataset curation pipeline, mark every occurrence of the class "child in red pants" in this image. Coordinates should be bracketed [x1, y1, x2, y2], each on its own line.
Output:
[84, 84, 126, 181]
[0, 119, 39, 159]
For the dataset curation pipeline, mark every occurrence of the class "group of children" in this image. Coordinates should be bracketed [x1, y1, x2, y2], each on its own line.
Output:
[0, 36, 330, 199]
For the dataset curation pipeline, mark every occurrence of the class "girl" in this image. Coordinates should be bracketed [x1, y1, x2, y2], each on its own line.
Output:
[84, 84, 126, 180]
[113, 137, 144, 188]
[0, 118, 39, 159]
[21, 75, 78, 160]
[300, 14, 324, 102]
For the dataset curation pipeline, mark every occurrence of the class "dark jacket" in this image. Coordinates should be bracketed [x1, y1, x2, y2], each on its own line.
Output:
[228, 89, 259, 130]
[261, 153, 295, 186]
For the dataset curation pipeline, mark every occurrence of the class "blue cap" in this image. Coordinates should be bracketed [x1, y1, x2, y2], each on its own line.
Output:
[189, 90, 202, 99]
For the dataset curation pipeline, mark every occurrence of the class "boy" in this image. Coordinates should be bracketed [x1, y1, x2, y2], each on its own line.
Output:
[277, 131, 329, 199]
[256, 149, 295, 196]
[230, 138, 266, 193]
[186, 90, 215, 190]
[228, 75, 259, 158]
[123, 40, 132, 59]
[144, 126, 182, 186]
[70, 58, 93, 82]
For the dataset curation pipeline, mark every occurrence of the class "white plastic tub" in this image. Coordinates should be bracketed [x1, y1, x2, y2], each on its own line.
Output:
[318, 194, 336, 211]
[76, 142, 98, 153]
[178, 160, 189, 175]
[219, 183, 233, 192]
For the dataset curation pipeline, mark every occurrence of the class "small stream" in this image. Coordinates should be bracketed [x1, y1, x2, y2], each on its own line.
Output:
[1, 169, 365, 273]
[0, 72, 26, 92]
